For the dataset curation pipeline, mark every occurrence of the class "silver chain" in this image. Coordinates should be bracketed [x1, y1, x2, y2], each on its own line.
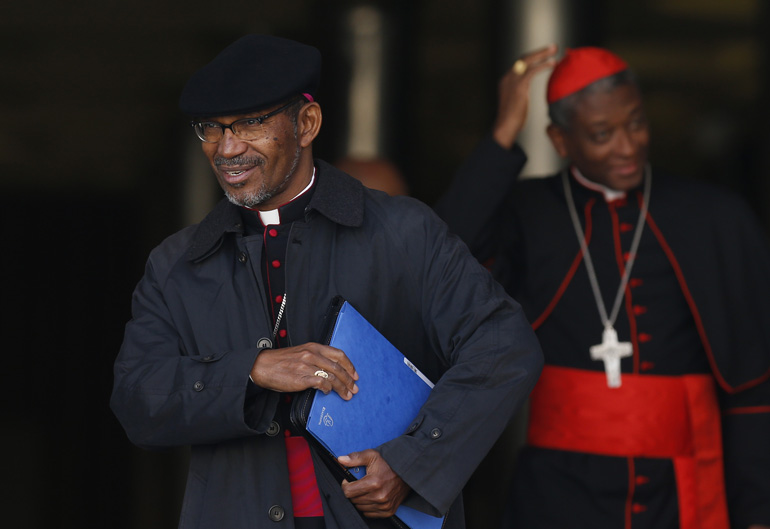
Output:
[272, 293, 288, 339]
[561, 166, 652, 330]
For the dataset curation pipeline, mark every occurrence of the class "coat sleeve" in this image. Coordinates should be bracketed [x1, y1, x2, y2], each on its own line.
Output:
[721, 383, 770, 528]
[376, 202, 544, 516]
[716, 197, 770, 528]
[110, 251, 277, 449]
[433, 137, 528, 262]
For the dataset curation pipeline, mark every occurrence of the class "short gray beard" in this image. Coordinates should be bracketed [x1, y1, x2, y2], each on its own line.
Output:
[223, 143, 303, 208]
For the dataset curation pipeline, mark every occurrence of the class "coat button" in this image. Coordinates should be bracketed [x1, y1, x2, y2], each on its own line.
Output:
[202, 355, 214, 362]
[430, 428, 442, 439]
[257, 338, 273, 349]
[193, 381, 204, 392]
[268, 505, 285, 521]
[266, 421, 280, 437]
[238, 252, 247, 263]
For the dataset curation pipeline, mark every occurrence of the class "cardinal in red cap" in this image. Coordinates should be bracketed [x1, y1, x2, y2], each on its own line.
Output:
[436, 42, 770, 529]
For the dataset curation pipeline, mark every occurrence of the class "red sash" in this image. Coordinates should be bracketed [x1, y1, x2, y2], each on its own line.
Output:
[285, 435, 324, 517]
[527, 366, 729, 529]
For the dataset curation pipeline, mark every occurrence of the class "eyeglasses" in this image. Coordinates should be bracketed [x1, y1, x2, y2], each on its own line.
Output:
[191, 98, 301, 143]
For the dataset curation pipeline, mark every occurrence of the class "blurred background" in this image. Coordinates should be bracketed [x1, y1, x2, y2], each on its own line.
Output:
[3, 0, 769, 527]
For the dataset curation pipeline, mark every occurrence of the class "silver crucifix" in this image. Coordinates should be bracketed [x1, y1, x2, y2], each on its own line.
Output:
[590, 326, 632, 388]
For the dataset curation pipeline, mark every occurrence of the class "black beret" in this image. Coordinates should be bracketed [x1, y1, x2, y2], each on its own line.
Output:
[179, 34, 321, 118]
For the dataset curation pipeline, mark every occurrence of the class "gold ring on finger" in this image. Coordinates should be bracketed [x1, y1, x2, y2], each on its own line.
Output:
[512, 59, 527, 75]
[314, 369, 330, 379]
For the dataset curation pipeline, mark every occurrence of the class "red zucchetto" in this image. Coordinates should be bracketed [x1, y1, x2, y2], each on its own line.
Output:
[546, 47, 628, 104]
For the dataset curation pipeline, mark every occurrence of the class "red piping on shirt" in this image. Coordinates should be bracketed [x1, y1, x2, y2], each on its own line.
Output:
[625, 457, 635, 529]
[723, 405, 770, 416]
[532, 198, 596, 330]
[645, 212, 770, 394]
[609, 197, 642, 374]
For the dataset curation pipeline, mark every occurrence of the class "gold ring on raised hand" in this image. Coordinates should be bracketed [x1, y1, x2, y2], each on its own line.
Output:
[512, 59, 527, 75]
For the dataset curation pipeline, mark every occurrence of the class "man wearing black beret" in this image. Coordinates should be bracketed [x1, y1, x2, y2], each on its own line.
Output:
[110, 34, 543, 529]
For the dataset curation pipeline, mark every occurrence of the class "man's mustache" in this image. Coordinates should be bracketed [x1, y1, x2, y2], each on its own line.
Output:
[214, 156, 264, 167]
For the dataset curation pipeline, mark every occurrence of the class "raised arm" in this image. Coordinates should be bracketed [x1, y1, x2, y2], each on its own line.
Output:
[434, 45, 557, 260]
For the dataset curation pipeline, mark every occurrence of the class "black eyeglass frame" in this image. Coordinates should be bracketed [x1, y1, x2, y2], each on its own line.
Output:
[191, 97, 304, 143]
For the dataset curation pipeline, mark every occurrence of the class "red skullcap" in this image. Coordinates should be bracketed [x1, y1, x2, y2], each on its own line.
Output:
[546, 47, 628, 104]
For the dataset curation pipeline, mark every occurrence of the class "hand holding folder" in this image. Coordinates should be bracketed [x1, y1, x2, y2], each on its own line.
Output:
[338, 449, 411, 519]
[290, 297, 447, 529]
[250, 341, 359, 400]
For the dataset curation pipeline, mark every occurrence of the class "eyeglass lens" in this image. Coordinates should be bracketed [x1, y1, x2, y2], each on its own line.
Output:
[194, 118, 267, 143]
[192, 98, 301, 143]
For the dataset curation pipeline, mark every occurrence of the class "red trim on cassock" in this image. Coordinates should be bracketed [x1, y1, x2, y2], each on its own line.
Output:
[625, 458, 635, 529]
[528, 366, 729, 529]
[609, 197, 642, 374]
[723, 405, 770, 416]
[645, 213, 770, 394]
[532, 198, 596, 330]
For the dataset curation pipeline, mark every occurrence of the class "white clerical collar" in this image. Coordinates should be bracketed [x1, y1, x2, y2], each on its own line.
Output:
[258, 168, 316, 226]
[570, 166, 626, 202]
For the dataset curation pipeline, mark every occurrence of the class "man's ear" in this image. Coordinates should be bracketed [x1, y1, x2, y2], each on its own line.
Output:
[546, 123, 569, 158]
[298, 102, 322, 148]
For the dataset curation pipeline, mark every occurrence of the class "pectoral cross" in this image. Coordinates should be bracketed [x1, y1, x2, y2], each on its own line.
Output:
[590, 326, 632, 388]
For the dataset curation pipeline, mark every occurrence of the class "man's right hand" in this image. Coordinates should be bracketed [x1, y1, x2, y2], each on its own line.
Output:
[250, 342, 359, 400]
[492, 43, 559, 150]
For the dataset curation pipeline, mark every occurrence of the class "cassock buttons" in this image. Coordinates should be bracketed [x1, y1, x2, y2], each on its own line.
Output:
[271, 260, 281, 268]
[268, 228, 278, 237]
[279, 329, 287, 338]
[275, 295, 283, 304]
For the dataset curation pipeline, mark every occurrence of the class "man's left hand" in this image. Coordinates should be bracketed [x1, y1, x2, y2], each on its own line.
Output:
[339, 449, 410, 518]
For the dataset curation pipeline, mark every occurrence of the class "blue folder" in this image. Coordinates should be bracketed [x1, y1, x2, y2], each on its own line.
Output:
[305, 300, 446, 529]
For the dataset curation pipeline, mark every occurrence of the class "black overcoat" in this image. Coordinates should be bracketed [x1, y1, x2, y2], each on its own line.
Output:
[111, 159, 543, 529]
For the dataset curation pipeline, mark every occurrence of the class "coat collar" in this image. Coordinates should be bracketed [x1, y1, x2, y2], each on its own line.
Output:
[186, 158, 365, 262]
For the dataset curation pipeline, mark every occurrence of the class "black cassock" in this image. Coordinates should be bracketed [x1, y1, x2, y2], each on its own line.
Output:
[437, 138, 770, 529]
